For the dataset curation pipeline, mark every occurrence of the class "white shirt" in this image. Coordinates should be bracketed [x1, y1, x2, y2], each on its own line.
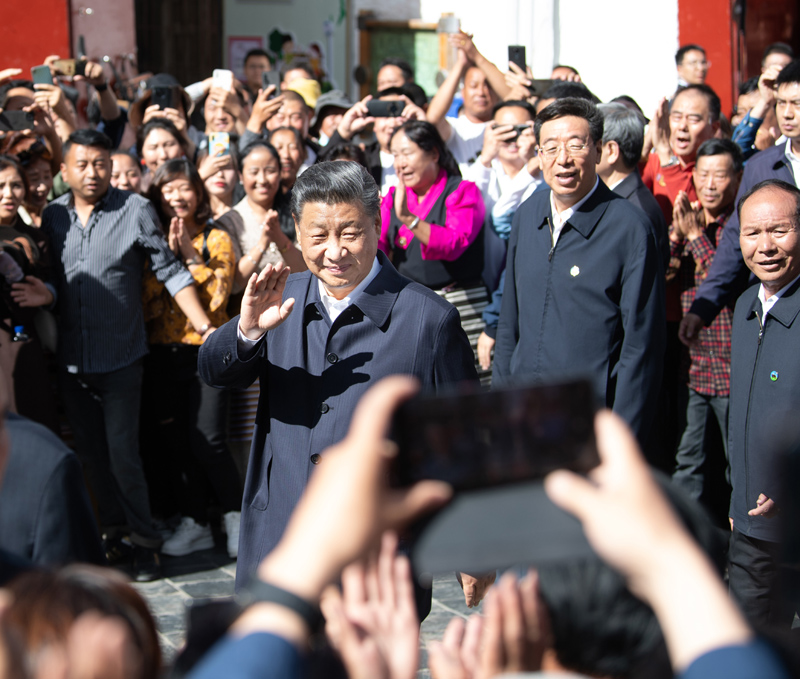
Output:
[317, 257, 381, 322]
[784, 139, 800, 188]
[380, 150, 398, 195]
[236, 257, 382, 347]
[464, 158, 540, 225]
[548, 178, 600, 246]
[758, 271, 800, 321]
[446, 115, 487, 175]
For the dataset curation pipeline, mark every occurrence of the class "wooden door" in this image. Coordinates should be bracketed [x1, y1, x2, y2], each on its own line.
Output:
[135, 0, 222, 85]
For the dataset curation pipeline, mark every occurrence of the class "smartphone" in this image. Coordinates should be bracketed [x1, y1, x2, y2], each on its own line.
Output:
[527, 78, 555, 97]
[392, 379, 599, 490]
[213, 68, 234, 91]
[492, 122, 532, 143]
[262, 70, 281, 99]
[367, 99, 403, 118]
[208, 132, 230, 157]
[508, 45, 527, 73]
[52, 59, 87, 77]
[31, 65, 52, 86]
[0, 111, 35, 132]
[151, 86, 177, 111]
[437, 15, 460, 34]
[393, 379, 599, 576]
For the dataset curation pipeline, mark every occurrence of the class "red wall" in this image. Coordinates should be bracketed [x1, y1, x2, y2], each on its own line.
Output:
[0, 0, 72, 75]
[678, 0, 736, 112]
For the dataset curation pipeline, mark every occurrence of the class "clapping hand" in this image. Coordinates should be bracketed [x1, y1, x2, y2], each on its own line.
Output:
[239, 262, 295, 340]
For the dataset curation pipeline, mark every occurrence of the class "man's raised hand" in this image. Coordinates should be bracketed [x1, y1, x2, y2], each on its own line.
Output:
[239, 262, 295, 339]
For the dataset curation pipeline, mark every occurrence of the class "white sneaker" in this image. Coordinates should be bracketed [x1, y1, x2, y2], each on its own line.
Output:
[161, 517, 214, 556]
[223, 511, 241, 559]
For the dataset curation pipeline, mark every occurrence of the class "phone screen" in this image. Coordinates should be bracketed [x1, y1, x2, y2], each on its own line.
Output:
[392, 379, 599, 491]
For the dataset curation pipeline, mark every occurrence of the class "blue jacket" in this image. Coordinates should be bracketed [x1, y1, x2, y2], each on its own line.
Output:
[494, 182, 665, 442]
[728, 278, 800, 542]
[690, 144, 794, 324]
[198, 252, 478, 588]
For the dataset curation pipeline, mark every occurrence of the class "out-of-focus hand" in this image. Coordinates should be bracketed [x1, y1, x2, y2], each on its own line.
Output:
[75, 61, 106, 88]
[322, 532, 419, 679]
[337, 95, 374, 140]
[10, 275, 54, 307]
[198, 152, 233, 180]
[0, 68, 23, 85]
[678, 312, 705, 347]
[448, 31, 479, 63]
[247, 87, 284, 133]
[457, 571, 496, 608]
[672, 190, 704, 241]
[477, 331, 495, 370]
[650, 97, 672, 162]
[504, 63, 533, 102]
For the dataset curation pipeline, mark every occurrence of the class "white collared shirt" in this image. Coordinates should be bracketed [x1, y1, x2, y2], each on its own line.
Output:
[317, 257, 381, 322]
[237, 258, 382, 348]
[784, 139, 800, 188]
[758, 271, 800, 321]
[548, 177, 600, 246]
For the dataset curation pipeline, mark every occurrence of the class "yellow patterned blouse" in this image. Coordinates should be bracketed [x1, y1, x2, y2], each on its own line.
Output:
[143, 225, 235, 345]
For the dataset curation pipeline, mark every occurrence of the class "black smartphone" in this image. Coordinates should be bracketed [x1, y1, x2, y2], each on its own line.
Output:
[367, 99, 403, 117]
[392, 379, 599, 491]
[508, 45, 527, 73]
[527, 78, 555, 97]
[393, 379, 599, 576]
[492, 122, 532, 143]
[0, 111, 35, 132]
[151, 86, 177, 110]
[262, 70, 281, 99]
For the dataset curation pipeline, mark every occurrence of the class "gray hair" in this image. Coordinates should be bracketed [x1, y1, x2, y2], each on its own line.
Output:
[597, 102, 645, 170]
[291, 160, 380, 221]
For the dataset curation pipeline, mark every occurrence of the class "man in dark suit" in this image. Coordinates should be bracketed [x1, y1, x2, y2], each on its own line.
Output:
[494, 98, 665, 444]
[199, 161, 478, 594]
[0, 413, 105, 567]
[597, 102, 669, 268]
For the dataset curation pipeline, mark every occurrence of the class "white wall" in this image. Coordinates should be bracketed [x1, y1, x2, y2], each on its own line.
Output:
[226, 0, 680, 117]
[224, 0, 348, 89]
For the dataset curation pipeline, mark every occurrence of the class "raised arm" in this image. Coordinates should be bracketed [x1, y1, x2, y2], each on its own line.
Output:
[427, 48, 469, 141]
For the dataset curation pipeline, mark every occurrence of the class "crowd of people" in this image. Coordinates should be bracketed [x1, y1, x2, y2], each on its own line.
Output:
[0, 24, 798, 678]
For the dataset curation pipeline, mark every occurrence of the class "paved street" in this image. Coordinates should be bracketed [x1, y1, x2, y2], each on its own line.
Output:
[132, 541, 478, 676]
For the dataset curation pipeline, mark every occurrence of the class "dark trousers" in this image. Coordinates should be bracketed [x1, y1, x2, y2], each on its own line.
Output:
[60, 360, 160, 548]
[141, 345, 242, 524]
[728, 528, 797, 630]
[673, 387, 729, 501]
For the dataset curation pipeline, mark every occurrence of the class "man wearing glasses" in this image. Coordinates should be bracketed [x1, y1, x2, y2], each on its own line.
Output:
[676, 44, 710, 87]
[493, 98, 665, 445]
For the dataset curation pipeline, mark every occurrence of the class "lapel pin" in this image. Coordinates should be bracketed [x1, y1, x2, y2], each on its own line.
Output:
[770, 371, 779, 381]
[570, 265, 580, 277]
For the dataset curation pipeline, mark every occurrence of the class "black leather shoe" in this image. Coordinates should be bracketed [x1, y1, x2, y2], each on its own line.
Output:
[102, 535, 134, 565]
[132, 545, 162, 582]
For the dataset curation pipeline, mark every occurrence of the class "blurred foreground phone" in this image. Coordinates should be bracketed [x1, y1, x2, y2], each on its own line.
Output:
[151, 86, 177, 110]
[213, 68, 234, 91]
[527, 78, 555, 97]
[0, 111, 35, 132]
[31, 65, 52, 86]
[262, 70, 282, 99]
[393, 379, 599, 576]
[208, 132, 230, 157]
[52, 59, 87, 77]
[367, 99, 403, 117]
[508, 45, 527, 73]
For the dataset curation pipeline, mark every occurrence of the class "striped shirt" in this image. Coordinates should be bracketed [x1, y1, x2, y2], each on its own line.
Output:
[42, 186, 194, 373]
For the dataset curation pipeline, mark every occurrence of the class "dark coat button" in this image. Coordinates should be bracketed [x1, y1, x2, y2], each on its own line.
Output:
[310, 454, 321, 465]
[327, 352, 339, 364]
[320, 402, 330, 413]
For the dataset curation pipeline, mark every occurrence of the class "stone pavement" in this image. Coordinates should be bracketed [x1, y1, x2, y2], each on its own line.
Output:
[132, 542, 479, 676]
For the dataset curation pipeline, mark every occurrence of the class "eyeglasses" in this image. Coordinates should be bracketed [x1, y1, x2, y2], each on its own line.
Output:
[683, 59, 711, 69]
[538, 141, 591, 161]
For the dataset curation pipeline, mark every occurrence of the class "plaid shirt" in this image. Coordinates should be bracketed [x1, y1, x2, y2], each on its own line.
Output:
[668, 208, 733, 396]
